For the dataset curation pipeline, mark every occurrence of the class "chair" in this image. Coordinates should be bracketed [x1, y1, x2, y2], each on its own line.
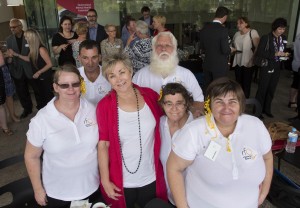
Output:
[0, 155, 39, 208]
[245, 98, 262, 118]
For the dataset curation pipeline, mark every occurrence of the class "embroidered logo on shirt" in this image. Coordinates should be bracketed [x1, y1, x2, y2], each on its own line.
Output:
[98, 86, 108, 95]
[84, 118, 96, 127]
[241, 147, 257, 160]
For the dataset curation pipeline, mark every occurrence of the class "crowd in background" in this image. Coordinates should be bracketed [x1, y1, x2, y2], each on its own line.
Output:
[1, 4, 298, 208]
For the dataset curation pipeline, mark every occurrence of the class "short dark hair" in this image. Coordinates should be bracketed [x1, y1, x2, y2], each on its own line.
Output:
[271, 17, 287, 31]
[237, 17, 250, 28]
[79, 39, 100, 54]
[125, 16, 136, 27]
[159, 83, 194, 112]
[215, 6, 229, 18]
[206, 77, 245, 114]
[87, 9, 98, 17]
[141, 6, 150, 13]
[59, 16, 73, 33]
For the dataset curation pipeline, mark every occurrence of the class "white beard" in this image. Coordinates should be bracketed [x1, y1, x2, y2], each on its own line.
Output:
[150, 50, 179, 78]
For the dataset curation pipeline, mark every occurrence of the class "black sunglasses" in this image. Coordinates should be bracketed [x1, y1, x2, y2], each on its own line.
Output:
[56, 82, 81, 89]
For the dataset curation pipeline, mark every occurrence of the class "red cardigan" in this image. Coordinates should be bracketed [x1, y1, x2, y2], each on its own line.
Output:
[96, 84, 167, 208]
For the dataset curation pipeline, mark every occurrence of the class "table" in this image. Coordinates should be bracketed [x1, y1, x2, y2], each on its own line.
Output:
[276, 147, 300, 170]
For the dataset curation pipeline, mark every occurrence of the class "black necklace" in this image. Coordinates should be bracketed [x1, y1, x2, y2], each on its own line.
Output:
[117, 87, 142, 174]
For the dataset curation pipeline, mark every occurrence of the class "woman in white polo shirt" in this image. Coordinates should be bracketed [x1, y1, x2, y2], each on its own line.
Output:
[167, 77, 273, 208]
[25, 64, 101, 208]
[158, 82, 194, 205]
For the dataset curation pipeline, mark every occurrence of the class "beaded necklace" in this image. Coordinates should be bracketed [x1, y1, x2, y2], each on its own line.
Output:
[117, 87, 142, 174]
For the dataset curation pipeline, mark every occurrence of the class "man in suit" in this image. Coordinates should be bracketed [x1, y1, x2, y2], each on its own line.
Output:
[199, 6, 232, 93]
[86, 9, 107, 49]
[6, 18, 41, 118]
[139, 6, 154, 36]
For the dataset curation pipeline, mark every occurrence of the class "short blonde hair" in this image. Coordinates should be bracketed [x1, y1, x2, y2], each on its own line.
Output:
[74, 21, 88, 35]
[104, 24, 116, 32]
[153, 15, 166, 27]
[102, 54, 133, 80]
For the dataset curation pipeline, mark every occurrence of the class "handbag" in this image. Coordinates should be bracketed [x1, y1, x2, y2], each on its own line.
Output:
[249, 30, 255, 53]
[253, 35, 269, 67]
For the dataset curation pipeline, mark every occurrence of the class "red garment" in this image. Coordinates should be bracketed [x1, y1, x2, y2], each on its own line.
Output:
[153, 28, 171, 36]
[96, 84, 167, 208]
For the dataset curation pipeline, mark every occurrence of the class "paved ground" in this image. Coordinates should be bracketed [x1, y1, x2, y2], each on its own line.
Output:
[1, 69, 300, 207]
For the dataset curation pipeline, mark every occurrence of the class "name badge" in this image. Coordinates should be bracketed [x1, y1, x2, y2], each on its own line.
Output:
[204, 140, 221, 161]
[115, 45, 121, 48]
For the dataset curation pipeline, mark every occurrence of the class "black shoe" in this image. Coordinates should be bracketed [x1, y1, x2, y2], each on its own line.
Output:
[20, 110, 32, 119]
[264, 112, 274, 118]
[288, 116, 300, 122]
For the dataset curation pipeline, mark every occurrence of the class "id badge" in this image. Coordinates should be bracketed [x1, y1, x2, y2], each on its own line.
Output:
[204, 140, 221, 161]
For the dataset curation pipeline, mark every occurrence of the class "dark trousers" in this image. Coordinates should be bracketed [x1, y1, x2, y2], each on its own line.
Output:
[255, 63, 281, 115]
[203, 68, 228, 95]
[35, 72, 54, 109]
[13, 74, 41, 112]
[235, 66, 254, 98]
[46, 187, 103, 208]
[124, 181, 156, 208]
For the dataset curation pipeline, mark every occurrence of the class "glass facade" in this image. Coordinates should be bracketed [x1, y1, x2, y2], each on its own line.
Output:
[23, 0, 300, 62]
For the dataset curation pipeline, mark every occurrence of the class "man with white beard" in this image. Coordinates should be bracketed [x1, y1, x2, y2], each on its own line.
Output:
[133, 31, 204, 117]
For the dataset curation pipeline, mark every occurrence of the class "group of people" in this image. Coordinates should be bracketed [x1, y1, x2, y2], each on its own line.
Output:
[1, 6, 275, 208]
[199, 6, 289, 119]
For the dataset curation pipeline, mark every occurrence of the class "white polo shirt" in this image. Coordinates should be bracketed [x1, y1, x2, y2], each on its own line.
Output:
[159, 112, 194, 204]
[132, 65, 204, 102]
[78, 66, 111, 106]
[172, 114, 272, 208]
[27, 98, 99, 201]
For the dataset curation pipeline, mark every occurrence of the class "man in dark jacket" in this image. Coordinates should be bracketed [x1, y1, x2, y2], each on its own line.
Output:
[199, 6, 232, 93]
[86, 9, 107, 49]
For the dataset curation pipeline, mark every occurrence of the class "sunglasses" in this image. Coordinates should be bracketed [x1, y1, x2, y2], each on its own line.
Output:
[56, 82, 81, 89]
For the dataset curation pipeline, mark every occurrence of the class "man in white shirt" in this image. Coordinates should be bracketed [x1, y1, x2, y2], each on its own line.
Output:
[133, 31, 204, 117]
[78, 40, 111, 106]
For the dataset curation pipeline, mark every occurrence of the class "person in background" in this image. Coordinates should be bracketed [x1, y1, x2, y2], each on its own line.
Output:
[78, 40, 111, 106]
[97, 54, 167, 208]
[6, 18, 38, 118]
[0, 67, 13, 135]
[0, 50, 19, 122]
[25, 64, 101, 208]
[139, 6, 154, 36]
[86, 9, 108, 47]
[124, 20, 152, 73]
[255, 17, 288, 118]
[72, 21, 88, 68]
[121, 16, 136, 47]
[52, 15, 78, 66]
[100, 24, 123, 59]
[133, 31, 204, 118]
[199, 6, 232, 92]
[232, 17, 259, 98]
[167, 77, 273, 208]
[288, 33, 300, 122]
[158, 83, 194, 205]
[152, 15, 169, 36]
[10, 28, 54, 109]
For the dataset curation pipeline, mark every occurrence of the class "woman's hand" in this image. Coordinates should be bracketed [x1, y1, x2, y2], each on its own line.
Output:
[34, 187, 47, 206]
[33, 71, 41, 79]
[60, 43, 69, 51]
[102, 180, 122, 200]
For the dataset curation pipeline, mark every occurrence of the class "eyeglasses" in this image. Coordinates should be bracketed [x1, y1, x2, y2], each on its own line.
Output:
[10, 25, 21, 29]
[155, 44, 173, 50]
[87, 15, 97, 18]
[163, 102, 186, 109]
[56, 82, 81, 89]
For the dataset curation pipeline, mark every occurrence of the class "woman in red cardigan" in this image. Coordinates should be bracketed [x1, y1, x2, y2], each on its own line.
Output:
[96, 53, 167, 208]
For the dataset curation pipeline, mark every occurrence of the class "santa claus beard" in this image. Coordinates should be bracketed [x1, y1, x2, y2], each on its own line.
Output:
[150, 50, 179, 77]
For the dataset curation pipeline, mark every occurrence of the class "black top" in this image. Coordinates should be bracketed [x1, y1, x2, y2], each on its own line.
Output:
[16, 32, 24, 53]
[31, 46, 52, 79]
[52, 32, 78, 66]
